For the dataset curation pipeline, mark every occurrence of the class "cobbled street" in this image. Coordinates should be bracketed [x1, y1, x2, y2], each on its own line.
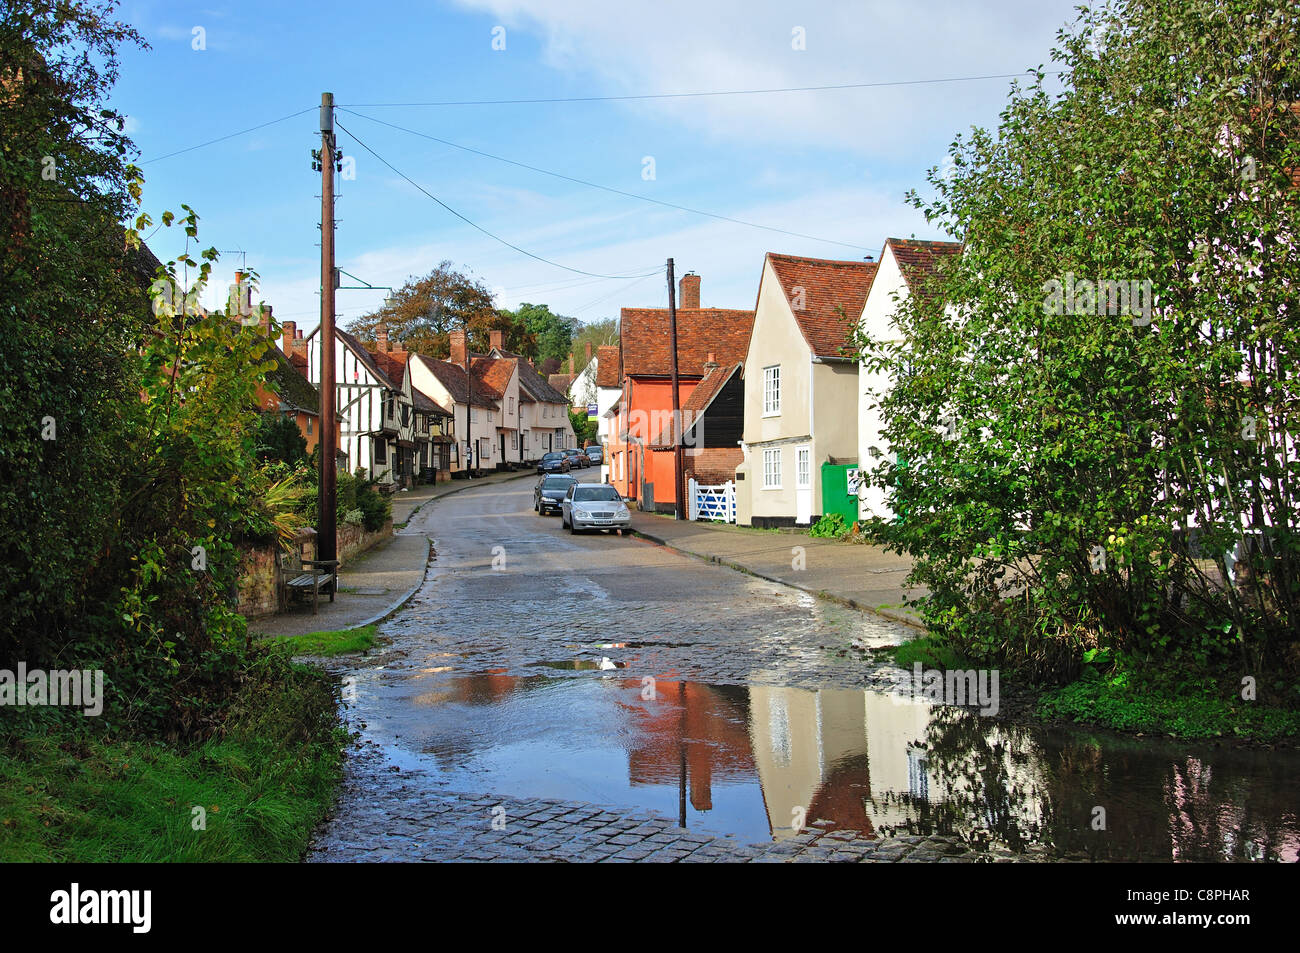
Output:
[307, 473, 1017, 863]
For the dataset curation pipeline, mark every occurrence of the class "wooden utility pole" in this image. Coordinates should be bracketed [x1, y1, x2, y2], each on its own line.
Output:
[318, 92, 338, 561]
[464, 316, 473, 478]
[667, 258, 685, 520]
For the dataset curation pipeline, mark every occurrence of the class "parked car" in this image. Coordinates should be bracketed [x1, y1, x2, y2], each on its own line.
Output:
[561, 448, 588, 469]
[584, 446, 603, 465]
[561, 482, 631, 533]
[537, 451, 570, 474]
[534, 474, 578, 515]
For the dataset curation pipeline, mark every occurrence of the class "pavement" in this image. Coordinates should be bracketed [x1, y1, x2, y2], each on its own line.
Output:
[249, 468, 536, 637]
[627, 511, 926, 629]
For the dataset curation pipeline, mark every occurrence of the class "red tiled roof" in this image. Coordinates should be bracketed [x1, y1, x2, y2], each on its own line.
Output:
[490, 349, 570, 404]
[370, 348, 410, 389]
[765, 254, 878, 360]
[619, 307, 754, 378]
[595, 345, 621, 387]
[650, 362, 742, 447]
[471, 355, 515, 397]
[413, 353, 501, 410]
[886, 238, 963, 298]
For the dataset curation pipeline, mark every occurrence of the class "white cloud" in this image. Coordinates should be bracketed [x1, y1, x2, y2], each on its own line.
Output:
[449, 0, 1080, 156]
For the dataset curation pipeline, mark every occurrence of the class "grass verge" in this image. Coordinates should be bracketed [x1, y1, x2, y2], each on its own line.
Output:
[264, 624, 377, 657]
[1037, 674, 1300, 742]
[0, 661, 346, 862]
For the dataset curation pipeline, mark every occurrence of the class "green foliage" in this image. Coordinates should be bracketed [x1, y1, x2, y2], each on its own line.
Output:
[0, 0, 149, 668]
[886, 634, 973, 670]
[513, 302, 578, 367]
[569, 407, 598, 446]
[0, 657, 346, 861]
[855, 0, 1300, 686]
[1037, 669, 1300, 741]
[808, 512, 849, 539]
[253, 412, 308, 467]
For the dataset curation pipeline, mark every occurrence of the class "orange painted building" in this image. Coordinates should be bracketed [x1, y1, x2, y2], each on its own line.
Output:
[606, 272, 754, 512]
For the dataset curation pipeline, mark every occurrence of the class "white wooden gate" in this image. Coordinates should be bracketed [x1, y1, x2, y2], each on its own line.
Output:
[688, 477, 736, 523]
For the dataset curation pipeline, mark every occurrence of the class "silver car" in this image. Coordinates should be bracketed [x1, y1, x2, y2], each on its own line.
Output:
[560, 483, 631, 534]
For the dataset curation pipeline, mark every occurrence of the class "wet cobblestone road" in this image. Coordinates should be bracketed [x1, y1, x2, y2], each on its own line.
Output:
[307, 474, 1017, 863]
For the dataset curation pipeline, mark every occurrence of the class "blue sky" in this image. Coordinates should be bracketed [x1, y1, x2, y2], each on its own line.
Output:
[115, 0, 1082, 333]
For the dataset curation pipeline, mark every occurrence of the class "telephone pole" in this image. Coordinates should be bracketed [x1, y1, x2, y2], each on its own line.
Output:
[667, 258, 685, 520]
[318, 92, 338, 561]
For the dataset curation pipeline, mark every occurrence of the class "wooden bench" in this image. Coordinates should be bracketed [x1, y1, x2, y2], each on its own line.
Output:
[284, 556, 339, 614]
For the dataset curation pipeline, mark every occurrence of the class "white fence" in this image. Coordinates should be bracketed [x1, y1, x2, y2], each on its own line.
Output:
[688, 478, 736, 523]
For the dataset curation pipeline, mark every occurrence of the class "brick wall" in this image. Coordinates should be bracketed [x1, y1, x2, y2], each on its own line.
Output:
[236, 545, 280, 618]
[686, 447, 743, 486]
[236, 519, 394, 619]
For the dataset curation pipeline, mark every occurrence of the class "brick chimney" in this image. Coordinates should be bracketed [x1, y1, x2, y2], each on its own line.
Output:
[282, 320, 296, 352]
[568, 353, 574, 374]
[449, 329, 467, 365]
[585, 342, 592, 361]
[259, 301, 272, 334]
[679, 272, 700, 309]
[376, 321, 389, 353]
[489, 329, 504, 352]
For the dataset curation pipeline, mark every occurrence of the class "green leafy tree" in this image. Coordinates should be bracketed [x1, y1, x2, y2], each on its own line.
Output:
[572, 318, 618, 374]
[0, 0, 147, 664]
[254, 412, 308, 467]
[510, 302, 577, 367]
[857, 0, 1299, 685]
[569, 408, 598, 446]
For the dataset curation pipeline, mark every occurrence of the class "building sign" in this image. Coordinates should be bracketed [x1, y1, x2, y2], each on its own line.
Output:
[587, 402, 598, 421]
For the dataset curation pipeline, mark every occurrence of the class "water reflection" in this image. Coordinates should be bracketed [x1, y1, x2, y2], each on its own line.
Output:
[375, 670, 1298, 861]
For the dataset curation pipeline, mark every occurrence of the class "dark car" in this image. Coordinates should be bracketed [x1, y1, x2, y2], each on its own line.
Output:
[584, 446, 603, 465]
[537, 451, 570, 474]
[561, 448, 587, 469]
[534, 474, 578, 515]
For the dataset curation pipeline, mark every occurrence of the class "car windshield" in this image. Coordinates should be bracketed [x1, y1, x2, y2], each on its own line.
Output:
[542, 453, 562, 461]
[573, 486, 622, 502]
[542, 477, 575, 489]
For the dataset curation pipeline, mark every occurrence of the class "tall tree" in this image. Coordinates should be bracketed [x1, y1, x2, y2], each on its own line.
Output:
[0, 0, 148, 662]
[507, 302, 577, 367]
[857, 0, 1299, 680]
[346, 260, 500, 356]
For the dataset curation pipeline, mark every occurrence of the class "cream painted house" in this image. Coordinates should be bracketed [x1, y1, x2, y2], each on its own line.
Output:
[856, 238, 964, 521]
[736, 253, 878, 527]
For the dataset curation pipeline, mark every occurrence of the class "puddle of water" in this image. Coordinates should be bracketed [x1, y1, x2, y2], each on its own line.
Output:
[357, 671, 1300, 859]
[529, 659, 629, 671]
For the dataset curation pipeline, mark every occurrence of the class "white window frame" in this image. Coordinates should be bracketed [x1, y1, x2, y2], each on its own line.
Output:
[763, 365, 781, 416]
[763, 448, 782, 489]
[796, 446, 811, 489]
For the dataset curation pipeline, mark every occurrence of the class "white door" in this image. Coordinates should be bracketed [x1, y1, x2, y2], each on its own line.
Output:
[795, 445, 812, 525]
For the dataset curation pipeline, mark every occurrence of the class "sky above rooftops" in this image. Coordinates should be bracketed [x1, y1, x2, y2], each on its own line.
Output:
[117, 0, 1077, 333]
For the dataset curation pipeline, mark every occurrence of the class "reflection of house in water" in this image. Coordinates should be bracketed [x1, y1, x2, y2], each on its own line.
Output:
[624, 682, 755, 812]
[750, 687, 903, 839]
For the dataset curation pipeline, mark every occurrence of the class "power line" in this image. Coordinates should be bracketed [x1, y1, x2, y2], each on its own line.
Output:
[340, 71, 1053, 108]
[572, 271, 660, 316]
[339, 108, 877, 253]
[335, 118, 664, 281]
[138, 107, 316, 164]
